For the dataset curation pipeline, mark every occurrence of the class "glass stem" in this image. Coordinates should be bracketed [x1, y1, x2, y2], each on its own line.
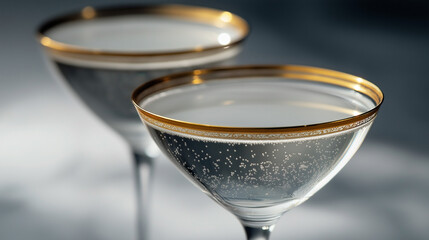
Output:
[133, 152, 154, 240]
[243, 224, 275, 240]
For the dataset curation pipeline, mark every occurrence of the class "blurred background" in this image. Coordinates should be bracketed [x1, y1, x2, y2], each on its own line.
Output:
[1, 0, 428, 239]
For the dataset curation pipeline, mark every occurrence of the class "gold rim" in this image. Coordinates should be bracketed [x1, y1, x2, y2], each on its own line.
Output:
[132, 65, 384, 140]
[36, 4, 249, 57]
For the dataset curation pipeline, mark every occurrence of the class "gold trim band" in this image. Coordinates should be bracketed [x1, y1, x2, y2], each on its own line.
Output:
[36, 4, 249, 58]
[132, 65, 384, 140]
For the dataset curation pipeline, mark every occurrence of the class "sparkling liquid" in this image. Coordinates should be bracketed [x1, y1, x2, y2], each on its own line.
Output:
[141, 79, 375, 223]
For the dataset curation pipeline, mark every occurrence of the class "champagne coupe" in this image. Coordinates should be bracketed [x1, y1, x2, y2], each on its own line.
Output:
[132, 65, 384, 240]
[36, 5, 249, 239]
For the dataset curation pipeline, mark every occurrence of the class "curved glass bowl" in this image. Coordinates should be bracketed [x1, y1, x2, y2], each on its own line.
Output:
[37, 4, 249, 156]
[132, 65, 383, 239]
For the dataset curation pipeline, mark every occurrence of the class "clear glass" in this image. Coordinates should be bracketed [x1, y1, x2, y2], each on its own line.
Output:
[132, 66, 383, 240]
[37, 5, 248, 240]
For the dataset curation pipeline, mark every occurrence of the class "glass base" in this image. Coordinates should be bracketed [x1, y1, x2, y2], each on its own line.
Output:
[222, 198, 306, 228]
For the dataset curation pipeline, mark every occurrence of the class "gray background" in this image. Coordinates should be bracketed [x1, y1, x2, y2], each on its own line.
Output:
[1, 0, 428, 239]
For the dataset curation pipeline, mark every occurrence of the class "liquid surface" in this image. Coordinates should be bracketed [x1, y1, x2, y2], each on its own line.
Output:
[142, 78, 376, 127]
[46, 16, 241, 52]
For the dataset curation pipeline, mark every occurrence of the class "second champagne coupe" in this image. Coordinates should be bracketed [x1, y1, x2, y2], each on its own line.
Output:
[36, 5, 249, 239]
[132, 65, 384, 239]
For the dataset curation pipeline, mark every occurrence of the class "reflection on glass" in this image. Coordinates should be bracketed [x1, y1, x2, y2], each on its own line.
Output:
[220, 11, 233, 22]
[132, 65, 383, 240]
[81, 6, 96, 19]
[218, 33, 232, 45]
